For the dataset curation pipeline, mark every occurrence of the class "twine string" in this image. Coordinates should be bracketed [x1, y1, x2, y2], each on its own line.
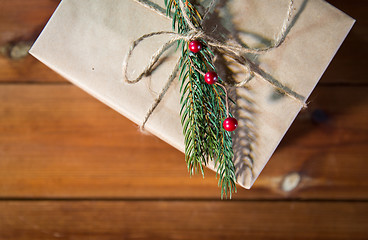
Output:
[133, 0, 170, 19]
[178, 0, 197, 30]
[139, 59, 181, 130]
[123, 0, 305, 130]
[201, 0, 219, 24]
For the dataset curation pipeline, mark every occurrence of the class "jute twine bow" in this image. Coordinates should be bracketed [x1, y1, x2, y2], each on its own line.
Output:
[122, 0, 307, 130]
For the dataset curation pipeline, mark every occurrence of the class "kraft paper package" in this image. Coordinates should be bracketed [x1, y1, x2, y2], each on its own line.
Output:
[29, 0, 355, 189]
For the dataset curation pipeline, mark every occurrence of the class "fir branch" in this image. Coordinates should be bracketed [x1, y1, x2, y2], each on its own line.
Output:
[165, 0, 236, 198]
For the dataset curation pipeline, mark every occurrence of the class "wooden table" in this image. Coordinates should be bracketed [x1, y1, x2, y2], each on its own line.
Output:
[0, 1, 367, 239]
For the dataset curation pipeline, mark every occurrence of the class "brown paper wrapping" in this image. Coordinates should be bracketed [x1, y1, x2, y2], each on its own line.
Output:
[29, 0, 354, 189]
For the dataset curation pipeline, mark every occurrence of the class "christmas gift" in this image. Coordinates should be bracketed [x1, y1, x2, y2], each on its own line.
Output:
[29, 0, 355, 197]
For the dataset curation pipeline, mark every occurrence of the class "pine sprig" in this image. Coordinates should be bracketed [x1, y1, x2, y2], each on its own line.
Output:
[165, 0, 236, 198]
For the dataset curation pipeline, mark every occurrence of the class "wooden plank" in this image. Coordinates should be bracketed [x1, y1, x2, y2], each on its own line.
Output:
[0, 200, 367, 240]
[0, 0, 65, 83]
[0, 0, 366, 84]
[0, 56, 66, 83]
[0, 0, 60, 45]
[0, 84, 367, 199]
[322, 0, 368, 85]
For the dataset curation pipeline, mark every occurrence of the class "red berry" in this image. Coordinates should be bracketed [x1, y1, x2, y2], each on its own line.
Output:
[189, 40, 202, 53]
[204, 71, 218, 84]
[223, 117, 238, 131]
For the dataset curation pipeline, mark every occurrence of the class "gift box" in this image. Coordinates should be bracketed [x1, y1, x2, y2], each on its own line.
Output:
[29, 0, 354, 190]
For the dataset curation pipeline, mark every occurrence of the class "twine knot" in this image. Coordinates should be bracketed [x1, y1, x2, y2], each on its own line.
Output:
[122, 0, 306, 130]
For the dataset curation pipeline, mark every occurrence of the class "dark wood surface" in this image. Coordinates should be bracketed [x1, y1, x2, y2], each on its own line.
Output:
[1, 201, 367, 240]
[0, 0, 367, 239]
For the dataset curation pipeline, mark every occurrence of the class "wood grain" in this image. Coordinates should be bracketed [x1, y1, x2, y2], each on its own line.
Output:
[0, 0, 60, 45]
[322, 0, 368, 85]
[1, 84, 367, 199]
[0, 55, 66, 83]
[0, 200, 367, 240]
[0, 0, 65, 83]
